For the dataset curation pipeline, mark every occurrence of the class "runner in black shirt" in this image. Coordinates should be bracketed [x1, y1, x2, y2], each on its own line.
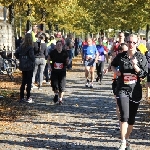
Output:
[111, 34, 148, 150]
[47, 40, 69, 104]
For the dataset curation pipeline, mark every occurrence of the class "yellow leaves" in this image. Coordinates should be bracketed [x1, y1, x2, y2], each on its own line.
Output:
[1, 0, 150, 33]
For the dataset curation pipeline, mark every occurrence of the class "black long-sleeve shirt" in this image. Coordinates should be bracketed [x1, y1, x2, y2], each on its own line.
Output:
[111, 51, 148, 102]
[111, 51, 148, 87]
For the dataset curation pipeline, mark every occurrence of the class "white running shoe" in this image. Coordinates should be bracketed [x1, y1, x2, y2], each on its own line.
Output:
[26, 98, 34, 103]
[118, 141, 126, 150]
[85, 79, 90, 87]
[90, 83, 93, 88]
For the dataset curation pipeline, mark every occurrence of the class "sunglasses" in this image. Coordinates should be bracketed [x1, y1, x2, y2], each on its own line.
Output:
[127, 41, 136, 45]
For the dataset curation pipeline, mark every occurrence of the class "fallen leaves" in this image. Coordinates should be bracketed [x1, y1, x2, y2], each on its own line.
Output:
[0, 71, 25, 121]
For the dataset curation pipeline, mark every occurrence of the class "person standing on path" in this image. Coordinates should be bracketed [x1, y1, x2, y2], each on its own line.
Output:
[32, 33, 48, 90]
[47, 40, 69, 105]
[15, 33, 35, 103]
[111, 34, 148, 150]
[66, 38, 74, 70]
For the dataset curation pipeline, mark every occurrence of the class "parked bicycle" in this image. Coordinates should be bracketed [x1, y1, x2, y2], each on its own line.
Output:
[0, 50, 18, 80]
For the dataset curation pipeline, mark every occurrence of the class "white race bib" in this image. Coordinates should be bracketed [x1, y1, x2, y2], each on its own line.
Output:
[54, 63, 63, 69]
[86, 55, 93, 60]
[123, 73, 137, 84]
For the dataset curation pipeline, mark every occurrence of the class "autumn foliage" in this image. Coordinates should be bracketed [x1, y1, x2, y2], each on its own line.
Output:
[0, 0, 150, 34]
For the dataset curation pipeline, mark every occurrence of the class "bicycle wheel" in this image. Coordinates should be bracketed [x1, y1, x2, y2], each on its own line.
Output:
[5, 59, 17, 74]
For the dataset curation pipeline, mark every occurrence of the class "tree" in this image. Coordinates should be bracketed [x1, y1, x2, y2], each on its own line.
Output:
[1, 0, 150, 36]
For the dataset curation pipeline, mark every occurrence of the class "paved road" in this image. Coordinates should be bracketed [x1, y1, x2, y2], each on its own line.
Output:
[0, 60, 150, 150]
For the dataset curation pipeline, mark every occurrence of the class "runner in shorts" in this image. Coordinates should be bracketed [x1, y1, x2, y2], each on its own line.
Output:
[82, 37, 98, 88]
[47, 40, 69, 105]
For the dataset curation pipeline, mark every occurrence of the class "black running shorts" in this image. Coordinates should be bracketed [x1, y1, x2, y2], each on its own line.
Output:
[51, 71, 66, 92]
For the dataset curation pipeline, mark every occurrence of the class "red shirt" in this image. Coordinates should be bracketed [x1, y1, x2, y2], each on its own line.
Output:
[82, 41, 88, 46]
[103, 45, 108, 52]
[82, 41, 96, 46]
[113, 43, 120, 52]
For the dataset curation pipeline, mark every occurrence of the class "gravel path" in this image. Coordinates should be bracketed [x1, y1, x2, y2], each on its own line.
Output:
[0, 60, 150, 150]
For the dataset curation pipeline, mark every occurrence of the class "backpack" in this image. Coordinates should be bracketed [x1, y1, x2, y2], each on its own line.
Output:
[19, 46, 35, 71]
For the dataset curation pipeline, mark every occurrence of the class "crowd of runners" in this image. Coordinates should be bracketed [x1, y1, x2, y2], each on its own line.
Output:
[14, 25, 149, 150]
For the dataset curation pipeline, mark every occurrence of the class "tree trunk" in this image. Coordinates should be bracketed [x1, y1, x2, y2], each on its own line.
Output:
[146, 24, 149, 41]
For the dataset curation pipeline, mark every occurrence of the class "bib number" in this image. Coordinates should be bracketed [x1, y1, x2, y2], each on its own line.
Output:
[123, 73, 137, 84]
[54, 63, 63, 69]
[86, 55, 92, 60]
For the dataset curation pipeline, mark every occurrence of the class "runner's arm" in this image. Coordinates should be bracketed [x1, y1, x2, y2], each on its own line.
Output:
[134, 55, 148, 78]
[105, 55, 115, 72]
[111, 54, 120, 74]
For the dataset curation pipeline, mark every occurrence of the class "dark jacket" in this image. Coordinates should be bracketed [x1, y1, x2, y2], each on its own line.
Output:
[15, 45, 35, 71]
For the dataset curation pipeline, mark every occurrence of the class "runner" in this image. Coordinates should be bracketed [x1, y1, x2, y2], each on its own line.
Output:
[32, 33, 48, 90]
[15, 33, 35, 103]
[104, 43, 128, 130]
[82, 37, 98, 88]
[111, 34, 148, 150]
[111, 32, 125, 54]
[96, 38, 106, 84]
[47, 40, 69, 105]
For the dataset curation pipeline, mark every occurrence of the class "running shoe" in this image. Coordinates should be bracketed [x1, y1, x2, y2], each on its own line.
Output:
[90, 83, 93, 88]
[85, 79, 90, 87]
[53, 94, 58, 103]
[59, 100, 63, 105]
[96, 77, 99, 82]
[125, 140, 131, 150]
[118, 141, 126, 150]
[26, 98, 34, 103]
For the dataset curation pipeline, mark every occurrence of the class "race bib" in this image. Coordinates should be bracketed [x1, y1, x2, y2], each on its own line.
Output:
[123, 73, 137, 84]
[98, 55, 105, 61]
[54, 62, 63, 69]
[86, 55, 92, 60]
